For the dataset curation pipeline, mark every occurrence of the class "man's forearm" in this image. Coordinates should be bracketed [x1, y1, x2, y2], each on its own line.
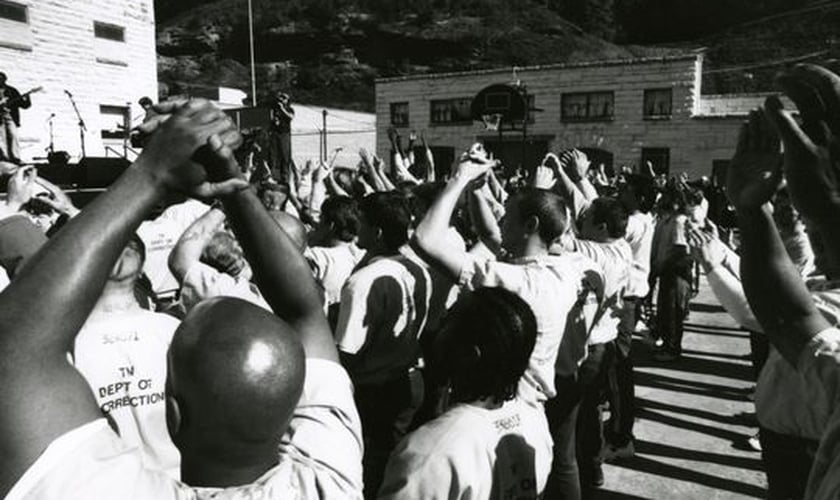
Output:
[223, 188, 336, 361]
[414, 175, 471, 277]
[169, 208, 225, 281]
[0, 161, 165, 354]
[738, 204, 828, 365]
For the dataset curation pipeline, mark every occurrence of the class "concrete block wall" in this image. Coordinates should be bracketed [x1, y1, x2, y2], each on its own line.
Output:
[0, 0, 158, 162]
[375, 54, 755, 178]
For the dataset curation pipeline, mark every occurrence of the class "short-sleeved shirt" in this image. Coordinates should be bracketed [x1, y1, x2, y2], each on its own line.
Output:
[179, 262, 271, 313]
[788, 328, 840, 499]
[623, 212, 654, 297]
[72, 307, 181, 477]
[458, 253, 600, 404]
[6, 359, 364, 500]
[137, 200, 210, 296]
[566, 238, 632, 345]
[335, 249, 432, 385]
[305, 244, 365, 308]
[378, 398, 553, 500]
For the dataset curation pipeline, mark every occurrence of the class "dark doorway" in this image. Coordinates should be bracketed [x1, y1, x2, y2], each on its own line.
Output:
[641, 147, 671, 177]
[428, 146, 455, 180]
[481, 137, 550, 176]
[579, 148, 615, 176]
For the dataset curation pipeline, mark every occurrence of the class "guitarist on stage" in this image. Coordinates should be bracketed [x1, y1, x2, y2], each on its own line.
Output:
[0, 72, 32, 164]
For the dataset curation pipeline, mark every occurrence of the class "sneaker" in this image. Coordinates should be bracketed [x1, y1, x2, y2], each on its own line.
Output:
[603, 441, 635, 462]
[747, 432, 762, 452]
[653, 350, 680, 362]
[591, 465, 605, 487]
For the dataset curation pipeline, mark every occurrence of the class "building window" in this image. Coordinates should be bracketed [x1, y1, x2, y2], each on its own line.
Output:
[561, 91, 614, 122]
[94, 21, 125, 42]
[0, 0, 27, 23]
[644, 89, 673, 119]
[390, 102, 409, 127]
[430, 98, 472, 125]
[100, 105, 129, 140]
[641, 147, 670, 176]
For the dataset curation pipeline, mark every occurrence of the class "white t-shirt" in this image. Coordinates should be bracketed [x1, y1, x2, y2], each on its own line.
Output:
[378, 398, 552, 499]
[6, 359, 364, 500]
[335, 250, 432, 385]
[72, 307, 181, 477]
[458, 253, 601, 404]
[179, 262, 271, 313]
[137, 200, 210, 297]
[623, 212, 654, 297]
[305, 243, 365, 308]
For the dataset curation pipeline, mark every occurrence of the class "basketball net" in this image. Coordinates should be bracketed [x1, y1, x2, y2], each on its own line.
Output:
[481, 113, 503, 132]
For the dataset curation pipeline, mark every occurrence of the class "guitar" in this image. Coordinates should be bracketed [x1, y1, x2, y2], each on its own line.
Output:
[0, 86, 43, 111]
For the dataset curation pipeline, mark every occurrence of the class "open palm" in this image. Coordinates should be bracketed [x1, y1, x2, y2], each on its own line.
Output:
[726, 110, 782, 211]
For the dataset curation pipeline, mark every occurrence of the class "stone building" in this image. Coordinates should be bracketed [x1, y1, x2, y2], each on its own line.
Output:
[0, 0, 157, 161]
[375, 52, 769, 179]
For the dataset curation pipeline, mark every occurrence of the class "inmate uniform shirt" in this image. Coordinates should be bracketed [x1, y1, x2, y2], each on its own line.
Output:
[137, 200, 209, 296]
[72, 307, 181, 477]
[623, 212, 654, 298]
[306, 243, 365, 308]
[378, 397, 552, 499]
[566, 238, 632, 345]
[457, 253, 601, 405]
[335, 248, 432, 385]
[5, 359, 364, 500]
[179, 262, 271, 313]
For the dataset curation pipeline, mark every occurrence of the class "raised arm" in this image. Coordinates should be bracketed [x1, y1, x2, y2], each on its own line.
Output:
[168, 207, 226, 283]
[0, 100, 242, 496]
[770, 65, 840, 278]
[414, 145, 493, 279]
[421, 132, 436, 183]
[213, 143, 337, 362]
[727, 109, 828, 366]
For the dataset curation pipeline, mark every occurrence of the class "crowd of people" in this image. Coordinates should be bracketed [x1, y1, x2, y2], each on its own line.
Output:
[0, 63, 839, 500]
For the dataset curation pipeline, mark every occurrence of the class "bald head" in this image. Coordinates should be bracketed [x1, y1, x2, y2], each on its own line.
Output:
[167, 297, 306, 461]
[269, 210, 307, 252]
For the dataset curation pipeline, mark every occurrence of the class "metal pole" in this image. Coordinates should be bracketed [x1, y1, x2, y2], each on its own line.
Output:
[322, 109, 328, 163]
[248, 0, 257, 107]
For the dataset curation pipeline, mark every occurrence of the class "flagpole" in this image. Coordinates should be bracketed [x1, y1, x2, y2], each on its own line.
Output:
[248, 0, 257, 106]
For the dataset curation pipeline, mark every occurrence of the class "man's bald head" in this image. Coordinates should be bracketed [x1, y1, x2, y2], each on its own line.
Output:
[269, 210, 307, 252]
[166, 297, 306, 462]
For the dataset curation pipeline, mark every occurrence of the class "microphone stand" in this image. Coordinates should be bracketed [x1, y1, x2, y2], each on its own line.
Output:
[47, 114, 55, 155]
[65, 91, 86, 158]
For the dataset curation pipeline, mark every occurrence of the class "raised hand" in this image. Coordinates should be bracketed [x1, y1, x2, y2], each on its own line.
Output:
[559, 149, 591, 182]
[455, 144, 493, 185]
[686, 227, 726, 272]
[137, 100, 247, 198]
[726, 109, 782, 211]
[767, 64, 840, 221]
[533, 164, 556, 190]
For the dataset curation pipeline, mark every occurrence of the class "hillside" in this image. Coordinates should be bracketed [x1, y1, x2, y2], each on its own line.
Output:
[154, 0, 840, 110]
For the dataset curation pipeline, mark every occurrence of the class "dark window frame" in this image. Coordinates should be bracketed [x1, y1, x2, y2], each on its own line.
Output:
[390, 102, 409, 127]
[643, 88, 673, 120]
[429, 97, 473, 126]
[561, 91, 614, 122]
[0, 0, 28, 23]
[94, 21, 126, 42]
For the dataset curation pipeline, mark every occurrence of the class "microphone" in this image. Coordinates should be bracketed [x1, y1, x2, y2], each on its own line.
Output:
[64, 90, 72, 97]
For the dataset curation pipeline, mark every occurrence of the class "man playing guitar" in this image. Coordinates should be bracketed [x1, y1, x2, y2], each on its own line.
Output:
[0, 72, 34, 164]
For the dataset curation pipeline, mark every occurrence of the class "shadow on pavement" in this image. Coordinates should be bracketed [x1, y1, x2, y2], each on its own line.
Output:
[634, 439, 764, 472]
[635, 369, 752, 397]
[690, 302, 727, 314]
[611, 455, 766, 498]
[636, 408, 752, 443]
[636, 397, 747, 427]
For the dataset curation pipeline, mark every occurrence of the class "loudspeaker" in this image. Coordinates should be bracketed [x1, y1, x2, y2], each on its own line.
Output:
[77, 157, 130, 188]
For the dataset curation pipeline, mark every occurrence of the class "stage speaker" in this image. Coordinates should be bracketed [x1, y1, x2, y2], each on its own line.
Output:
[78, 157, 130, 188]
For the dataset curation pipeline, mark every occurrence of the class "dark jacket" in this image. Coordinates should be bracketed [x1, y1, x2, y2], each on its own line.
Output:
[0, 84, 32, 127]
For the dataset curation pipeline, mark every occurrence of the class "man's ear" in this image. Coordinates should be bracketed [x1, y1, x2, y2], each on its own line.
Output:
[523, 215, 540, 237]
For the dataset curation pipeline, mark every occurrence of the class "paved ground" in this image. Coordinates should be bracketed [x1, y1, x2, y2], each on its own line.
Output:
[598, 277, 768, 499]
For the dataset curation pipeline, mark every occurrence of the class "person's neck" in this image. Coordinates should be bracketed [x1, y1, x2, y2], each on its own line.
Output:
[326, 237, 353, 248]
[516, 238, 548, 259]
[93, 281, 138, 314]
[180, 451, 278, 489]
[467, 397, 504, 410]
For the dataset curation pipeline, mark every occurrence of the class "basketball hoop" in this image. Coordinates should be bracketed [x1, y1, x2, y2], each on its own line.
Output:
[481, 113, 503, 132]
